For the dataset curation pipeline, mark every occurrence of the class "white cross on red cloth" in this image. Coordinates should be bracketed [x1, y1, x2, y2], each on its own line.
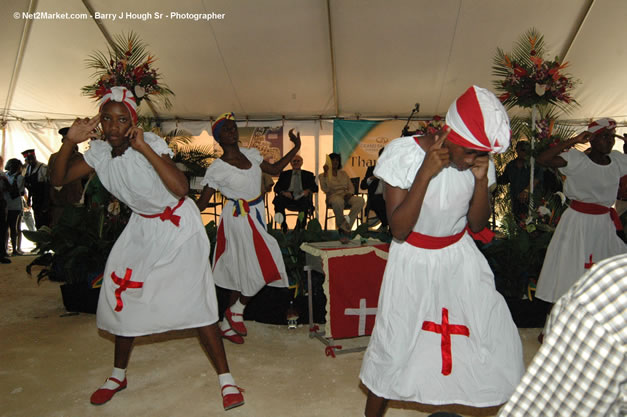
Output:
[344, 298, 378, 336]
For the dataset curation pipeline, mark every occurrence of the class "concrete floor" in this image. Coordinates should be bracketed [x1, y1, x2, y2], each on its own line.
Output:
[0, 255, 542, 417]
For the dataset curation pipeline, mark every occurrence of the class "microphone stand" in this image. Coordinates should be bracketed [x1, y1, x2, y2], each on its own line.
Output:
[401, 103, 420, 137]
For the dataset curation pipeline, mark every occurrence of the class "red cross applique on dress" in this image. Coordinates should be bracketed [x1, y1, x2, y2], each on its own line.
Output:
[422, 307, 470, 376]
[110, 268, 142, 312]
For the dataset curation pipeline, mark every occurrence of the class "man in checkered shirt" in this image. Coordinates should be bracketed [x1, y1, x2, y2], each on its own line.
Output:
[498, 254, 626, 416]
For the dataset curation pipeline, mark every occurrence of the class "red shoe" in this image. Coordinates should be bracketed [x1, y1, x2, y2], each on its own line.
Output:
[221, 384, 245, 410]
[221, 328, 244, 344]
[90, 377, 127, 405]
[225, 307, 247, 336]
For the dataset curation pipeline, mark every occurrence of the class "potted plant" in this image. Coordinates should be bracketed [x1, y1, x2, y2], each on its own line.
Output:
[25, 175, 132, 313]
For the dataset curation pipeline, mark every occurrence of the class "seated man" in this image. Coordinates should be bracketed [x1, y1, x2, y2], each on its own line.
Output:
[272, 154, 317, 231]
[319, 153, 365, 241]
[360, 147, 388, 229]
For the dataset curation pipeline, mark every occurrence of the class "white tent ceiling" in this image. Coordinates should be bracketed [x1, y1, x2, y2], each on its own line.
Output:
[2, 0, 626, 127]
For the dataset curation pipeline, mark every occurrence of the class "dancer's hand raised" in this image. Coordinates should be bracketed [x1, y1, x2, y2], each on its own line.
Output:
[288, 129, 301, 148]
[125, 126, 147, 152]
[66, 115, 100, 144]
[420, 129, 450, 179]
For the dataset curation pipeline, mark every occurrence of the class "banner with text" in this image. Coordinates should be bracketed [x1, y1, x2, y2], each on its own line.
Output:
[332, 120, 405, 182]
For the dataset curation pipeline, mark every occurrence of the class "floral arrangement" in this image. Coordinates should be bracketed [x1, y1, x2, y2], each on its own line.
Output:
[508, 107, 579, 158]
[412, 115, 445, 135]
[521, 191, 567, 233]
[81, 32, 173, 109]
[492, 29, 577, 110]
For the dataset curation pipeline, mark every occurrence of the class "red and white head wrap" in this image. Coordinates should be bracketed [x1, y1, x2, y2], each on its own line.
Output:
[99, 86, 138, 124]
[444, 86, 510, 154]
[587, 118, 616, 135]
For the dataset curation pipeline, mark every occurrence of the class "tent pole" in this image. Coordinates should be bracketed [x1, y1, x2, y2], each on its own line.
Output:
[2, 0, 37, 123]
[325, 0, 339, 117]
[560, 0, 595, 62]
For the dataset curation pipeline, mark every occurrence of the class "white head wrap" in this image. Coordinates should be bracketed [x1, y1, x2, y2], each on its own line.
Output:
[587, 118, 616, 134]
[99, 86, 138, 124]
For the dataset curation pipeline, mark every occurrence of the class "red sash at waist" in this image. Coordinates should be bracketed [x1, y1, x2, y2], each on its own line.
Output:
[570, 200, 622, 231]
[138, 198, 185, 227]
[406, 229, 465, 249]
[406, 225, 494, 249]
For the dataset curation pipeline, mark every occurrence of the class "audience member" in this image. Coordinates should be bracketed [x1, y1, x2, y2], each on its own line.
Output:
[0, 156, 10, 263]
[4, 158, 25, 256]
[360, 147, 388, 229]
[272, 154, 317, 232]
[497, 140, 538, 219]
[319, 152, 364, 243]
[48, 127, 85, 226]
[22, 149, 50, 228]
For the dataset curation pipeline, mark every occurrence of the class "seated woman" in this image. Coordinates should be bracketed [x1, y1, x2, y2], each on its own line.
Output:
[318, 153, 364, 242]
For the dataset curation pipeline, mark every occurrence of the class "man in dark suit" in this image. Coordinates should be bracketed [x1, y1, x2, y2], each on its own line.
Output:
[360, 147, 387, 229]
[273, 155, 317, 231]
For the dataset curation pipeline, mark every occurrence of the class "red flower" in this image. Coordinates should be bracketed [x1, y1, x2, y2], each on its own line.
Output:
[499, 92, 511, 102]
[95, 84, 108, 98]
[514, 65, 528, 77]
[433, 115, 442, 121]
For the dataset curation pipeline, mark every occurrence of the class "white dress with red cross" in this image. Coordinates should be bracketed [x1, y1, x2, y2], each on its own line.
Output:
[84, 133, 219, 337]
[536, 149, 627, 303]
[360, 136, 523, 406]
[201, 147, 288, 297]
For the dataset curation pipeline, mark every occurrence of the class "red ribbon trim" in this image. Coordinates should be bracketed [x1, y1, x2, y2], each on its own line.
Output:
[422, 307, 470, 376]
[570, 200, 623, 231]
[213, 220, 227, 271]
[247, 215, 282, 284]
[324, 345, 342, 358]
[139, 198, 185, 227]
[110, 268, 142, 312]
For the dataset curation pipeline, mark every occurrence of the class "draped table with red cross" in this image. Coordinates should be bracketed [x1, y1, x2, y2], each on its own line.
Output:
[300, 240, 388, 355]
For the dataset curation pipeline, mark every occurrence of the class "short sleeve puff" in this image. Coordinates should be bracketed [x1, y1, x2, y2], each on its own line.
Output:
[558, 149, 586, 176]
[200, 160, 227, 190]
[373, 136, 424, 189]
[241, 147, 263, 165]
[144, 132, 174, 157]
[84, 139, 111, 168]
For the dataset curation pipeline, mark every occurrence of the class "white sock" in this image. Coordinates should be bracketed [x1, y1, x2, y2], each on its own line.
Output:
[100, 367, 126, 389]
[218, 373, 239, 396]
[220, 317, 230, 330]
[219, 319, 237, 336]
[229, 300, 245, 317]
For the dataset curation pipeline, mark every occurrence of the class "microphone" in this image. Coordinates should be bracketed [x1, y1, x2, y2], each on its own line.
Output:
[401, 103, 420, 137]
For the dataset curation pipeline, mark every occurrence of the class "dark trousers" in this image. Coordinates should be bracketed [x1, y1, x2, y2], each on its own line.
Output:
[7, 210, 22, 253]
[0, 205, 8, 257]
[367, 194, 388, 227]
[273, 195, 313, 228]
